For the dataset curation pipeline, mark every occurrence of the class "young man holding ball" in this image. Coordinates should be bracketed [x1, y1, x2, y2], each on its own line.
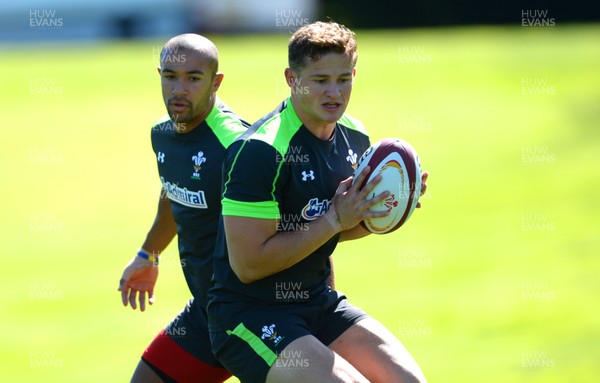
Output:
[208, 21, 429, 382]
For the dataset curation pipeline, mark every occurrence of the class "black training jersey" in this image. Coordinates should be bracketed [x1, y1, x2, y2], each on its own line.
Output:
[208, 98, 370, 330]
[151, 99, 248, 300]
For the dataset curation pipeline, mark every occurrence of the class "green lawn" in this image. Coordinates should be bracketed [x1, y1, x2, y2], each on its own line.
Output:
[1, 24, 598, 382]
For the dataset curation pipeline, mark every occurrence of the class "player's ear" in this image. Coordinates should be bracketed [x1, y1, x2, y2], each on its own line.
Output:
[353, 68, 356, 77]
[212, 72, 224, 91]
[284, 67, 298, 87]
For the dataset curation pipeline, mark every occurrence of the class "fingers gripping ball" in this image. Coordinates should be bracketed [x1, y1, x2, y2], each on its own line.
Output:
[352, 138, 423, 234]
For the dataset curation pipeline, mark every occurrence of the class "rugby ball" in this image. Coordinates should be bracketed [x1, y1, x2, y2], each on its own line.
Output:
[353, 138, 422, 234]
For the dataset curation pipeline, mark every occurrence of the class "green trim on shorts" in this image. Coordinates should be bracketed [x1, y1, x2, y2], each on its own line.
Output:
[226, 323, 277, 367]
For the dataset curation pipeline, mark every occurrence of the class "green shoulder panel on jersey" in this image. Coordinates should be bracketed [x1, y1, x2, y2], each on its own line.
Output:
[249, 98, 303, 157]
[206, 104, 248, 149]
[338, 114, 369, 137]
[221, 99, 303, 220]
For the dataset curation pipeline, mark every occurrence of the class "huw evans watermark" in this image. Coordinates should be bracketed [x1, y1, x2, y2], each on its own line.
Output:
[155, 45, 188, 65]
[30, 350, 63, 368]
[521, 350, 556, 368]
[521, 282, 556, 301]
[275, 145, 310, 165]
[398, 113, 433, 132]
[521, 145, 556, 164]
[30, 78, 63, 96]
[29, 145, 64, 164]
[275, 349, 310, 369]
[29, 213, 64, 232]
[398, 249, 432, 269]
[521, 10, 556, 28]
[398, 319, 433, 337]
[521, 78, 556, 96]
[29, 9, 63, 29]
[275, 9, 310, 30]
[275, 281, 310, 302]
[277, 214, 309, 232]
[29, 280, 64, 300]
[399, 46, 432, 64]
[521, 212, 556, 232]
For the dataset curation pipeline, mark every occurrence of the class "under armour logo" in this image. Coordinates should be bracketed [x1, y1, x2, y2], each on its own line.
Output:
[157, 152, 165, 163]
[302, 170, 315, 181]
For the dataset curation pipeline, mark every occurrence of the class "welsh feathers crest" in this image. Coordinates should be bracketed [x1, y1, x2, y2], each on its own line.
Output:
[261, 324, 284, 345]
[191, 151, 206, 179]
[346, 149, 358, 169]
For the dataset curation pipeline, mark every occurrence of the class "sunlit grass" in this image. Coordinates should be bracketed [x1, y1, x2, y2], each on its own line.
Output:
[1, 24, 598, 382]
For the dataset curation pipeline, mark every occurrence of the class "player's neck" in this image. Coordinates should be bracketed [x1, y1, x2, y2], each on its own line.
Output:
[302, 121, 336, 141]
[290, 99, 336, 141]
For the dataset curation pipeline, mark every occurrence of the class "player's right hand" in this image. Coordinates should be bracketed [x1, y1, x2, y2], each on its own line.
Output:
[118, 255, 159, 312]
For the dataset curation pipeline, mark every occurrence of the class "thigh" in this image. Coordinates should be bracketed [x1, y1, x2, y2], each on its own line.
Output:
[131, 358, 165, 383]
[329, 317, 427, 383]
[266, 335, 368, 383]
[313, 291, 369, 346]
[142, 298, 231, 383]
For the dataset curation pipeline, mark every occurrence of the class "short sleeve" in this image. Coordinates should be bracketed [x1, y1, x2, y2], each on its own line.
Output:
[221, 139, 282, 220]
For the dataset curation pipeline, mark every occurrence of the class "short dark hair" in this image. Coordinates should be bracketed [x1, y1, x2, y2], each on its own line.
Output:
[288, 21, 358, 71]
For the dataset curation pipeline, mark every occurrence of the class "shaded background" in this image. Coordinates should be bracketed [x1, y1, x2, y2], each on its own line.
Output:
[2, 0, 599, 41]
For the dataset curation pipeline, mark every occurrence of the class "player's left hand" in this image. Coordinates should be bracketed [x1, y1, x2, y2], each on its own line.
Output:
[416, 171, 429, 208]
[118, 256, 159, 312]
[328, 166, 391, 232]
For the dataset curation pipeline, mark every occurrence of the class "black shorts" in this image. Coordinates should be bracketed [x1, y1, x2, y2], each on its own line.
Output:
[142, 297, 231, 383]
[209, 290, 368, 383]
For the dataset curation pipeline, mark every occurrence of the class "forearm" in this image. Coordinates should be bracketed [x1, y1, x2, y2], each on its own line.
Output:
[226, 211, 340, 283]
[259, 218, 336, 273]
[141, 192, 177, 254]
[338, 224, 371, 242]
[226, 168, 389, 283]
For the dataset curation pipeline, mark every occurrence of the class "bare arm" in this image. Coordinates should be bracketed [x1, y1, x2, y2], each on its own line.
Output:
[225, 214, 337, 283]
[118, 189, 177, 311]
[226, 168, 390, 283]
[140, 189, 177, 254]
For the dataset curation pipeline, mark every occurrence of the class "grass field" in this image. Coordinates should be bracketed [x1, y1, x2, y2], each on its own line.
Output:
[1, 24, 599, 382]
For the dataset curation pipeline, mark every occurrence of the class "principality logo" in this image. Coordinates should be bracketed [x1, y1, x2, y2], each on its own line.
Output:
[261, 324, 284, 345]
[301, 198, 332, 220]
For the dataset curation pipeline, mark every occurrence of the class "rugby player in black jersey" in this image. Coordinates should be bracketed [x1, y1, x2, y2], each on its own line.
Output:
[208, 22, 428, 383]
[118, 34, 248, 383]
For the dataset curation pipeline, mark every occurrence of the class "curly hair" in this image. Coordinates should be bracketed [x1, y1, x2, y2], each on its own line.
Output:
[288, 21, 358, 71]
